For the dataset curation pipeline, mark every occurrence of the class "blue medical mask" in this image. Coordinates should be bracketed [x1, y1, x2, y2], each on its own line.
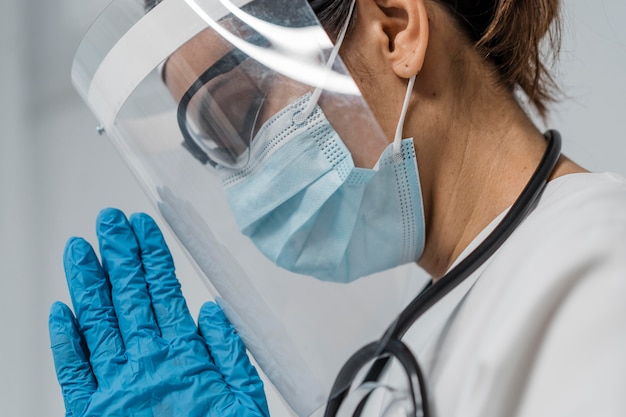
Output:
[215, 94, 425, 282]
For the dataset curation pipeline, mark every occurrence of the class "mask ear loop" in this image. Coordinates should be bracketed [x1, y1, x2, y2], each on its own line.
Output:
[392, 75, 416, 157]
[293, 0, 357, 124]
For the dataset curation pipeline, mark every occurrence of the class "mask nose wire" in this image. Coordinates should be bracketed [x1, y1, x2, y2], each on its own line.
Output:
[293, 0, 357, 124]
[392, 74, 416, 156]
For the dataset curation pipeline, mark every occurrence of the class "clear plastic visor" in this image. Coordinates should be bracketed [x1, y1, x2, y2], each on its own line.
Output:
[72, 0, 428, 416]
[169, 13, 307, 169]
[170, 21, 390, 170]
[176, 46, 267, 168]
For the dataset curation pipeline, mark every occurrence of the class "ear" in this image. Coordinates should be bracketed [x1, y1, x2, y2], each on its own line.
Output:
[372, 0, 429, 78]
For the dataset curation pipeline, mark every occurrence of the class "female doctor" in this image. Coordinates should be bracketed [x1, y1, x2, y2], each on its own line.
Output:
[49, 0, 626, 416]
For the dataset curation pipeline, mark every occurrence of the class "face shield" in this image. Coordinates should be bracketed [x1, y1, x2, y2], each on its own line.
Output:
[72, 0, 428, 415]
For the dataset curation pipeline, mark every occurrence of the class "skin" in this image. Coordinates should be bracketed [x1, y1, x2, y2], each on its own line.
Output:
[340, 0, 587, 277]
[166, 0, 587, 280]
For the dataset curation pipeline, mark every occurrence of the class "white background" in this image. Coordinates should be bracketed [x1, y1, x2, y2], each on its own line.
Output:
[1, 1, 624, 416]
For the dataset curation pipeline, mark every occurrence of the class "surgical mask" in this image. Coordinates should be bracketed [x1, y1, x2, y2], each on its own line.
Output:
[215, 93, 425, 282]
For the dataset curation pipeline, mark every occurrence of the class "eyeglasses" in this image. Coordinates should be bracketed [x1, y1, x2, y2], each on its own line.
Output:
[177, 46, 269, 168]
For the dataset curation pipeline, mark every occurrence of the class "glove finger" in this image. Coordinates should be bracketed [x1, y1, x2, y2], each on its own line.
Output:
[199, 302, 268, 415]
[129, 213, 197, 340]
[96, 208, 159, 346]
[49, 302, 96, 416]
[63, 237, 125, 381]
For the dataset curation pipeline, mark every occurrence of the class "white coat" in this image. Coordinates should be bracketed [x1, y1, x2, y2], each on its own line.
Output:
[401, 172, 626, 417]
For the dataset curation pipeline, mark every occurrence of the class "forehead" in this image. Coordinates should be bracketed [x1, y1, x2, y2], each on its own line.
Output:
[164, 27, 234, 102]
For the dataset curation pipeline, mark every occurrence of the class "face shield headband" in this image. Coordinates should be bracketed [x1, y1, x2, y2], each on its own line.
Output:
[76, 0, 360, 137]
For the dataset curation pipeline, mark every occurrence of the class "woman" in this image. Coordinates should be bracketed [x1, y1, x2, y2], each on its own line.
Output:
[49, 0, 626, 416]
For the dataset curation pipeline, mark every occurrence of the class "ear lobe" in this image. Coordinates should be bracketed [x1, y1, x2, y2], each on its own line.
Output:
[377, 0, 429, 78]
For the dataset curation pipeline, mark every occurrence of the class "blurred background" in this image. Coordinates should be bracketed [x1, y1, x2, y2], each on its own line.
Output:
[1, 0, 624, 416]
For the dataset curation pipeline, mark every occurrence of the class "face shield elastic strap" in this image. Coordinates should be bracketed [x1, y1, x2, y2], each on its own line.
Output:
[292, 0, 356, 124]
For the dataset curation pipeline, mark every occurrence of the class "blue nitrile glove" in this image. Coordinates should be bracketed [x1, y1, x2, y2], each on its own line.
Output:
[48, 208, 270, 417]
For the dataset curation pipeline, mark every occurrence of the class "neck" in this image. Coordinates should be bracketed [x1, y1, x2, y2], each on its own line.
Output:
[411, 67, 588, 277]
[415, 94, 549, 277]
[400, 6, 588, 278]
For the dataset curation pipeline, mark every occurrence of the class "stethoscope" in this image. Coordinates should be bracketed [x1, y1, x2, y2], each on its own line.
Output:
[324, 130, 563, 417]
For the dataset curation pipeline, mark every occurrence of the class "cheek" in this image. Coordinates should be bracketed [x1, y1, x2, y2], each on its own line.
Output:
[256, 77, 311, 127]
[342, 71, 396, 141]
[341, 50, 383, 108]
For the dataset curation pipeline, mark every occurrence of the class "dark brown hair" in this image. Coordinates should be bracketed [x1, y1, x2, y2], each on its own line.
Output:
[308, 0, 562, 117]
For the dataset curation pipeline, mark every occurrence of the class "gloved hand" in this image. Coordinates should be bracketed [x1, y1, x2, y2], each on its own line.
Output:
[48, 208, 270, 417]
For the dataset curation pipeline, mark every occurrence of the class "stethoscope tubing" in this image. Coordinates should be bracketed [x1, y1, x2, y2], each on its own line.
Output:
[324, 131, 563, 417]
